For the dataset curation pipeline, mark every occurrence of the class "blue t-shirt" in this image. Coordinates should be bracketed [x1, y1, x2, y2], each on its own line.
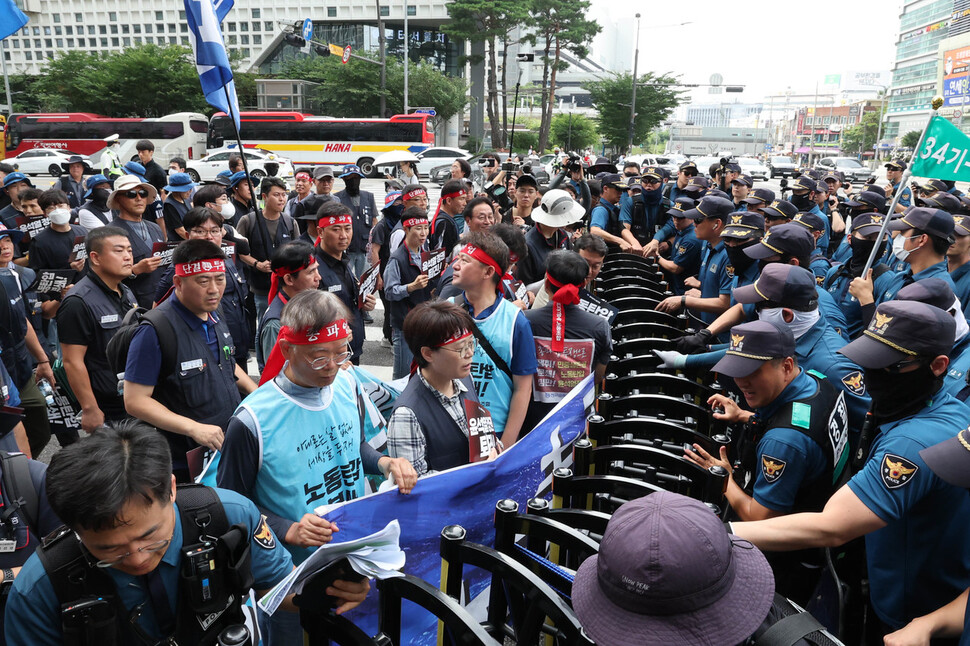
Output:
[807, 204, 831, 255]
[846, 392, 970, 629]
[5, 488, 294, 646]
[697, 241, 732, 328]
[653, 221, 677, 243]
[892, 182, 912, 208]
[590, 201, 622, 232]
[668, 226, 702, 294]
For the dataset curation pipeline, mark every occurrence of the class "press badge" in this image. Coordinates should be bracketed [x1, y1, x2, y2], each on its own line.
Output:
[0, 539, 15, 553]
[100, 314, 119, 324]
[180, 359, 204, 371]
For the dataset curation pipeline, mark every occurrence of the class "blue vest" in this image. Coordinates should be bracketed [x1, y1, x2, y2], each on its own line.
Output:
[459, 295, 519, 437]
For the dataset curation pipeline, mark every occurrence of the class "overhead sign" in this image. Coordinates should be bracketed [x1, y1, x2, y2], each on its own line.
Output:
[412, 108, 436, 116]
[944, 46, 970, 107]
[328, 43, 343, 56]
[301, 18, 313, 41]
[342, 45, 352, 64]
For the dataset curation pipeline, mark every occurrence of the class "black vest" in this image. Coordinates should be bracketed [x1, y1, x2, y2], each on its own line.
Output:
[0, 275, 31, 389]
[392, 375, 478, 472]
[154, 299, 241, 468]
[110, 217, 165, 308]
[163, 197, 190, 241]
[521, 226, 568, 286]
[220, 260, 249, 362]
[387, 243, 431, 330]
[315, 248, 364, 361]
[61, 275, 137, 416]
[255, 292, 287, 369]
[57, 176, 84, 209]
[246, 213, 296, 293]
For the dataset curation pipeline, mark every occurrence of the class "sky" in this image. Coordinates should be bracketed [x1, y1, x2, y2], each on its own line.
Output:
[591, 0, 901, 106]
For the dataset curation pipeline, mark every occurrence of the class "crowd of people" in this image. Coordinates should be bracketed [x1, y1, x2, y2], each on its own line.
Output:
[0, 141, 966, 645]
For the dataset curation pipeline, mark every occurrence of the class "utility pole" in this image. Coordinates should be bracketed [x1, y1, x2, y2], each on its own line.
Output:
[873, 85, 888, 166]
[626, 13, 641, 154]
[376, 0, 386, 117]
[403, 0, 409, 113]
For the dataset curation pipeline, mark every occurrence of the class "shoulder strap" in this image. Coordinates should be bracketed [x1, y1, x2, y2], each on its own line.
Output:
[755, 601, 825, 646]
[451, 297, 514, 381]
[36, 526, 118, 607]
[175, 484, 229, 545]
[141, 308, 179, 380]
[0, 452, 37, 533]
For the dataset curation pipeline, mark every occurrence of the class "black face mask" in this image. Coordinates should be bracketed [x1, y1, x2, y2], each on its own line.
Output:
[642, 186, 663, 205]
[726, 244, 757, 275]
[344, 179, 361, 196]
[91, 188, 110, 206]
[790, 193, 813, 211]
[866, 363, 942, 423]
[850, 238, 881, 269]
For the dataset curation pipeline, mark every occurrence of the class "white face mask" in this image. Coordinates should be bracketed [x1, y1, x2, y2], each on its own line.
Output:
[892, 234, 917, 263]
[49, 208, 71, 226]
[757, 306, 821, 339]
[220, 202, 235, 220]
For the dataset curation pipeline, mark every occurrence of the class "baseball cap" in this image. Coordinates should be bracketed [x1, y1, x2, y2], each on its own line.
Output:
[743, 223, 815, 260]
[888, 207, 955, 241]
[918, 178, 947, 192]
[602, 173, 630, 191]
[313, 165, 335, 180]
[791, 211, 827, 233]
[722, 162, 742, 174]
[920, 428, 970, 488]
[296, 194, 335, 220]
[823, 171, 843, 184]
[731, 174, 754, 188]
[228, 171, 252, 189]
[683, 196, 734, 221]
[839, 300, 955, 369]
[742, 188, 775, 205]
[383, 191, 403, 208]
[515, 173, 539, 190]
[0, 224, 24, 245]
[799, 169, 823, 180]
[850, 212, 888, 235]
[761, 199, 798, 221]
[679, 160, 698, 173]
[641, 167, 668, 182]
[721, 211, 765, 240]
[339, 164, 365, 179]
[2, 172, 32, 190]
[885, 160, 907, 171]
[844, 190, 887, 211]
[789, 175, 817, 192]
[534, 189, 585, 227]
[83, 174, 112, 199]
[815, 180, 829, 194]
[896, 278, 958, 312]
[954, 215, 970, 237]
[572, 491, 774, 646]
[684, 176, 710, 193]
[666, 197, 695, 218]
[733, 264, 819, 311]
[712, 320, 796, 378]
[917, 191, 962, 212]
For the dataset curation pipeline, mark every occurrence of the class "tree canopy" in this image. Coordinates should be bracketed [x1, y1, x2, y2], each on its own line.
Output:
[583, 72, 684, 152]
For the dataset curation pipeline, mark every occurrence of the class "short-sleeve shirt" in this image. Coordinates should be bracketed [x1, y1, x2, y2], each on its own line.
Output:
[697, 240, 732, 327]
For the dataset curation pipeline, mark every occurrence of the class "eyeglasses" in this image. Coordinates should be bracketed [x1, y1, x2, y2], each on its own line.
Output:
[304, 348, 353, 370]
[92, 535, 173, 568]
[438, 339, 477, 358]
[190, 227, 223, 237]
[122, 189, 150, 199]
[642, 178, 662, 186]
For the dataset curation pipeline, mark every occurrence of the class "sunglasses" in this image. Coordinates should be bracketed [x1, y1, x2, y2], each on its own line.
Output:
[681, 170, 698, 177]
[122, 189, 150, 199]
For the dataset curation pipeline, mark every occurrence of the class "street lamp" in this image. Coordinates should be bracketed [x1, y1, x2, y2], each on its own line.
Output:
[626, 13, 641, 154]
[872, 84, 888, 167]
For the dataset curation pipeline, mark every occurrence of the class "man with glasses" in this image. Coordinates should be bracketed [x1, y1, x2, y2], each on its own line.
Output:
[124, 240, 257, 482]
[884, 160, 911, 214]
[664, 160, 699, 206]
[5, 423, 370, 646]
[107, 175, 165, 308]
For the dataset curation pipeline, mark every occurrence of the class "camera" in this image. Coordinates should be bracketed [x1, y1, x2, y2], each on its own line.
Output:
[522, 164, 532, 174]
[501, 161, 518, 172]
[566, 153, 583, 174]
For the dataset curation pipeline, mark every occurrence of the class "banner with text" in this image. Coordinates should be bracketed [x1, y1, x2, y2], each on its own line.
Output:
[911, 115, 970, 182]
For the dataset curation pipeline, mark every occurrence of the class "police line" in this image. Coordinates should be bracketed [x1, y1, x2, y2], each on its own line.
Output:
[317, 374, 597, 645]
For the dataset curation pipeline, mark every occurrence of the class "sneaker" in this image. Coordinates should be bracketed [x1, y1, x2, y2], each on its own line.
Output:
[362, 312, 375, 324]
[380, 338, 393, 348]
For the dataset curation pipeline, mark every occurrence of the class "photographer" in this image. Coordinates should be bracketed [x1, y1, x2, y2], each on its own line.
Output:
[548, 154, 592, 217]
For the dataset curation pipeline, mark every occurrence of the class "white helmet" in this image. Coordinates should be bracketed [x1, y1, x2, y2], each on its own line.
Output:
[534, 189, 585, 228]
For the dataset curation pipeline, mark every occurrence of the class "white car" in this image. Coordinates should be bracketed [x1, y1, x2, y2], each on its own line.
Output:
[7, 149, 93, 177]
[187, 147, 295, 184]
[737, 157, 769, 181]
[413, 146, 470, 177]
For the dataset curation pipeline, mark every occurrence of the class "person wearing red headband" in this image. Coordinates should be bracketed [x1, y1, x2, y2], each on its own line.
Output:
[384, 207, 432, 378]
[285, 168, 314, 219]
[124, 240, 257, 481]
[452, 232, 537, 445]
[523, 250, 611, 430]
[314, 202, 377, 363]
[256, 241, 320, 371]
[429, 179, 468, 256]
[388, 301, 500, 475]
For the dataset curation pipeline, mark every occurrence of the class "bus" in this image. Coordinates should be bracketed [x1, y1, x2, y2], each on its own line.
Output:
[207, 112, 435, 177]
[5, 112, 209, 168]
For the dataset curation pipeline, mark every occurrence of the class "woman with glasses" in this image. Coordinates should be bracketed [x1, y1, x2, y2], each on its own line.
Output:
[388, 300, 499, 476]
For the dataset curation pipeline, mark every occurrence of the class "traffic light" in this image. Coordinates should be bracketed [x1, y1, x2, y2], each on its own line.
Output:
[314, 44, 330, 56]
[516, 53, 535, 62]
[284, 33, 306, 48]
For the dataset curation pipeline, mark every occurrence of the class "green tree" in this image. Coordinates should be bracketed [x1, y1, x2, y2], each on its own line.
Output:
[549, 113, 598, 151]
[526, 0, 600, 152]
[841, 110, 881, 155]
[443, 0, 528, 149]
[900, 129, 922, 149]
[583, 72, 684, 151]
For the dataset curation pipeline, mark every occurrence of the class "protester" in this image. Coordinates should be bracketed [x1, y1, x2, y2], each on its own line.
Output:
[257, 241, 320, 371]
[384, 207, 432, 379]
[517, 189, 580, 287]
[161, 172, 197, 241]
[429, 179, 467, 254]
[56, 155, 89, 209]
[334, 164, 378, 278]
[107, 175, 165, 308]
[76, 174, 114, 229]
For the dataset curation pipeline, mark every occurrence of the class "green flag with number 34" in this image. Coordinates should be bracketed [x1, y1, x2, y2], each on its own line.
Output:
[911, 115, 970, 181]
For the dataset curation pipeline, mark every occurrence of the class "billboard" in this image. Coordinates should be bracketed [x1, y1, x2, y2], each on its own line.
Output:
[943, 46, 970, 107]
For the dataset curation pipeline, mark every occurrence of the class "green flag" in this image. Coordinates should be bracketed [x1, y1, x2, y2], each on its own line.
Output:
[911, 115, 970, 181]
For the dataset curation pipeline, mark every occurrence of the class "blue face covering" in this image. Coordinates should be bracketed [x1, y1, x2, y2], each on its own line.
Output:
[642, 186, 663, 206]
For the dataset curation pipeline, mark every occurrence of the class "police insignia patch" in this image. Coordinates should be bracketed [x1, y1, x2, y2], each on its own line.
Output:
[762, 455, 786, 483]
[253, 515, 276, 549]
[841, 371, 865, 396]
[881, 454, 918, 489]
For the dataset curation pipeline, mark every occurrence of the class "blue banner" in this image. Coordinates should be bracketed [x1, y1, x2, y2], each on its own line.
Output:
[321, 375, 596, 644]
[184, 0, 241, 131]
[0, 0, 28, 41]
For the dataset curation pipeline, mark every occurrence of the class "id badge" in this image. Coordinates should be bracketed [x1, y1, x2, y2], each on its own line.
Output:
[0, 539, 17, 553]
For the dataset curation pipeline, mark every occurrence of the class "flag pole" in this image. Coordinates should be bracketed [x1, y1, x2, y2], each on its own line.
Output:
[861, 96, 943, 276]
[222, 86, 262, 220]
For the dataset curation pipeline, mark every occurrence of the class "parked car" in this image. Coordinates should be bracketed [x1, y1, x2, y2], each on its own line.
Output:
[413, 146, 470, 178]
[188, 147, 295, 184]
[737, 157, 769, 181]
[431, 152, 549, 187]
[767, 155, 799, 179]
[7, 149, 93, 177]
[815, 156, 875, 183]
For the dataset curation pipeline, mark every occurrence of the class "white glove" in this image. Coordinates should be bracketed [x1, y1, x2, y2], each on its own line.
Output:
[654, 349, 687, 370]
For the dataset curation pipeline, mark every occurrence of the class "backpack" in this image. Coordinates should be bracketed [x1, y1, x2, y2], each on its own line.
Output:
[104, 307, 179, 379]
[0, 451, 38, 536]
[746, 593, 845, 646]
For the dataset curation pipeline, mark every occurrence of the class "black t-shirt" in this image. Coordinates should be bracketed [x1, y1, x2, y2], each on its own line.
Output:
[28, 225, 87, 272]
[143, 159, 168, 192]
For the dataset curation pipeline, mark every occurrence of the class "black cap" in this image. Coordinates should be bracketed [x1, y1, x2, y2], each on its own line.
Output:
[743, 188, 776, 205]
[823, 171, 843, 184]
[684, 176, 710, 193]
[589, 156, 617, 174]
[707, 188, 731, 200]
[919, 428, 970, 488]
[723, 162, 742, 174]
[896, 277, 958, 312]
[954, 215, 970, 237]
[844, 190, 887, 211]
[641, 166, 669, 181]
[799, 169, 823, 180]
[789, 176, 817, 192]
[679, 160, 698, 172]
[839, 301, 955, 369]
[889, 207, 955, 241]
[712, 321, 796, 378]
[850, 212, 889, 235]
[917, 192, 962, 213]
[601, 173, 630, 191]
[885, 160, 907, 171]
[762, 199, 798, 221]
[731, 174, 754, 188]
[815, 180, 830, 194]
[733, 264, 818, 310]
[721, 211, 766, 239]
[515, 173, 539, 189]
[792, 211, 826, 233]
[743, 223, 816, 260]
[683, 196, 735, 221]
[919, 178, 947, 192]
[667, 197, 696, 218]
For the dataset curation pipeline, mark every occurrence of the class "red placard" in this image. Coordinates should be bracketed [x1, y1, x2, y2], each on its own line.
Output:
[420, 248, 447, 280]
[465, 399, 498, 463]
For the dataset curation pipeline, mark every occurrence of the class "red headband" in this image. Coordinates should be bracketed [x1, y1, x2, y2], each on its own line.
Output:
[545, 273, 581, 352]
[402, 216, 428, 228]
[268, 255, 314, 305]
[508, 252, 519, 264]
[403, 187, 427, 201]
[441, 190, 464, 201]
[460, 243, 502, 277]
[259, 320, 351, 385]
[174, 259, 225, 276]
[436, 329, 471, 347]
[317, 214, 352, 229]
[295, 172, 312, 181]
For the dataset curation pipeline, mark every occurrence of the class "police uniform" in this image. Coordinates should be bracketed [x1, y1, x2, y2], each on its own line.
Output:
[4, 488, 293, 646]
[874, 207, 958, 306]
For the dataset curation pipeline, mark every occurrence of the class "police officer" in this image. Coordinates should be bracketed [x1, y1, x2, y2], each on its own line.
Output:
[4, 423, 370, 646]
[884, 160, 912, 214]
[949, 214, 970, 314]
[823, 213, 889, 339]
[589, 173, 635, 254]
[720, 210, 764, 294]
[644, 198, 701, 295]
[685, 319, 848, 604]
[100, 134, 124, 180]
[627, 166, 669, 243]
[124, 241, 257, 481]
[730, 173, 753, 210]
[731, 301, 970, 638]
[791, 211, 834, 283]
[786, 175, 831, 253]
[663, 160, 698, 205]
[741, 187, 775, 216]
[831, 189, 887, 265]
[762, 198, 798, 229]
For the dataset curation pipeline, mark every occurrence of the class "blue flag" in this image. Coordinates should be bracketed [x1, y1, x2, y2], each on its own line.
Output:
[0, 0, 29, 41]
[183, 0, 240, 131]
